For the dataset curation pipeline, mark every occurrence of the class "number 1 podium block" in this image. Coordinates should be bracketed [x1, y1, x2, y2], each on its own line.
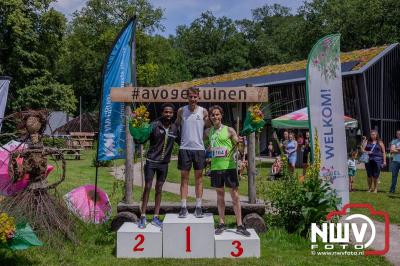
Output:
[215, 229, 260, 258]
[163, 213, 215, 258]
[117, 222, 162, 258]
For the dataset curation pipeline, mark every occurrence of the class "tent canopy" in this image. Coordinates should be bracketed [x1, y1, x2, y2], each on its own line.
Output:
[271, 108, 358, 129]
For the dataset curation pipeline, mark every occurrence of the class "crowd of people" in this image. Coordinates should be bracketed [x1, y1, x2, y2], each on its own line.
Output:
[270, 128, 400, 194]
[269, 130, 311, 177]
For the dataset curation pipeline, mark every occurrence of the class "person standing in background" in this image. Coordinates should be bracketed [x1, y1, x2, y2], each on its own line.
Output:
[390, 130, 400, 193]
[361, 130, 386, 193]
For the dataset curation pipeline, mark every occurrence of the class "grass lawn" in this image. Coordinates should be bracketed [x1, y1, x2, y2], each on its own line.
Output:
[167, 160, 400, 224]
[349, 169, 400, 225]
[0, 150, 393, 265]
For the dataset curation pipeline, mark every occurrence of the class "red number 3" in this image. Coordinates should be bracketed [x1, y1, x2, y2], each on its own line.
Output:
[133, 234, 145, 252]
[230, 240, 244, 257]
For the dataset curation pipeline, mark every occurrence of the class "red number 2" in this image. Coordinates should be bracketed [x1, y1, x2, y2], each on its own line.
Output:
[230, 240, 244, 257]
[133, 234, 145, 252]
[185, 226, 191, 252]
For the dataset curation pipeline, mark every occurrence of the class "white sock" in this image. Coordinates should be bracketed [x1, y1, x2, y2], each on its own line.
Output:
[181, 199, 187, 208]
[196, 198, 202, 208]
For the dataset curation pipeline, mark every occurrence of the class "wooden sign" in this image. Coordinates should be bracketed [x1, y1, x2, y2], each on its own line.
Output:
[110, 86, 268, 103]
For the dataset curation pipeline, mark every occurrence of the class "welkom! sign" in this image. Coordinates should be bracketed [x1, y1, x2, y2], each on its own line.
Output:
[110, 86, 268, 103]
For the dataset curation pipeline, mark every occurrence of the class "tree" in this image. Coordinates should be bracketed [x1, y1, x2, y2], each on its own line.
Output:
[14, 75, 77, 113]
[0, 0, 70, 111]
[297, 0, 400, 56]
[174, 11, 250, 78]
[237, 4, 303, 67]
[60, 0, 166, 111]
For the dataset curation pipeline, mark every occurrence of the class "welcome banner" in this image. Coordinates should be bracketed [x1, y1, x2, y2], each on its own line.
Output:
[98, 18, 136, 161]
[306, 34, 349, 207]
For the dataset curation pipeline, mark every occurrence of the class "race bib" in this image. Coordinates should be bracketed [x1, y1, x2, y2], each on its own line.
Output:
[211, 147, 228, 158]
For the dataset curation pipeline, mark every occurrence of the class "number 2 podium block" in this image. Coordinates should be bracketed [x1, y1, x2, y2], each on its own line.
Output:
[163, 213, 215, 258]
[215, 229, 260, 258]
[117, 222, 162, 258]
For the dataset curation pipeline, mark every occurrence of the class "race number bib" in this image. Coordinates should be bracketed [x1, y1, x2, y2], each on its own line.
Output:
[211, 147, 228, 158]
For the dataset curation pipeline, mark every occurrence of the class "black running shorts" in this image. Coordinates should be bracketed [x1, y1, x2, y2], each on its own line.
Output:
[210, 169, 239, 188]
[178, 149, 206, 171]
[144, 161, 168, 182]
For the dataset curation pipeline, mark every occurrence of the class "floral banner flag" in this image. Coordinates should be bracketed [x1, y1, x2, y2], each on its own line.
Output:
[306, 34, 349, 208]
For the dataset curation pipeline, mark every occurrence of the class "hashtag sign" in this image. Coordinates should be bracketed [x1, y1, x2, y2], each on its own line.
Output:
[131, 87, 139, 101]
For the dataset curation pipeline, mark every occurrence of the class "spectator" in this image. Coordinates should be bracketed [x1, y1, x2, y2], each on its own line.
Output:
[279, 130, 289, 152]
[361, 130, 386, 193]
[302, 131, 311, 176]
[297, 132, 304, 146]
[268, 141, 274, 157]
[389, 130, 400, 193]
[348, 151, 358, 192]
[286, 132, 298, 172]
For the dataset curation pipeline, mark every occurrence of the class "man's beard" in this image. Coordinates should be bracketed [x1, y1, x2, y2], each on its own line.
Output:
[161, 116, 172, 124]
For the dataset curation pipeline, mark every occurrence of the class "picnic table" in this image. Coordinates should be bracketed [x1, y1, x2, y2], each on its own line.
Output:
[55, 148, 83, 160]
[69, 132, 95, 149]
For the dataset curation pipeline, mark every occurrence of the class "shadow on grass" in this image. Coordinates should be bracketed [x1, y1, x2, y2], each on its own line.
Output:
[0, 250, 38, 265]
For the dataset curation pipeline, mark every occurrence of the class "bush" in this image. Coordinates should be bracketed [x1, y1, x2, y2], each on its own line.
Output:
[259, 132, 339, 236]
[43, 137, 67, 148]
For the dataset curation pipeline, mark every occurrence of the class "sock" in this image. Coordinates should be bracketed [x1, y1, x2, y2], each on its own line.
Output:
[196, 198, 202, 208]
[181, 199, 187, 208]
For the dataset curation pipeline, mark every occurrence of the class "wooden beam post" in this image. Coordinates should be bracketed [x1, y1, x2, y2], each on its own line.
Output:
[124, 105, 135, 204]
[247, 131, 257, 203]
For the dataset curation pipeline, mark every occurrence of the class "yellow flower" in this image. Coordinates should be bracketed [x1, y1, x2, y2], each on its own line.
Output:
[130, 105, 150, 128]
[0, 212, 16, 243]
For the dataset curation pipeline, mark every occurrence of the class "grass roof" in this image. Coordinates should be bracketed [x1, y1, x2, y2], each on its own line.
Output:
[165, 45, 387, 89]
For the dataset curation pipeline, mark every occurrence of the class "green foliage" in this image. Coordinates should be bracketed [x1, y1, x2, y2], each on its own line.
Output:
[0, 0, 69, 110]
[174, 11, 251, 78]
[259, 133, 339, 236]
[42, 137, 67, 148]
[297, 0, 400, 57]
[14, 76, 77, 113]
[60, 0, 169, 111]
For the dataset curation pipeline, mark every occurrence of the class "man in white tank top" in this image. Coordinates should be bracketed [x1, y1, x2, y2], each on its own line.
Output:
[176, 87, 209, 218]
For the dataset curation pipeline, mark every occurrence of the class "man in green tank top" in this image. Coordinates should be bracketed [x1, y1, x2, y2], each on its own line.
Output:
[204, 105, 250, 237]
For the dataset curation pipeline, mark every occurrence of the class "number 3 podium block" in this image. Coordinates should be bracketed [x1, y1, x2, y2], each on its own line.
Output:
[117, 222, 162, 258]
[163, 213, 215, 258]
[215, 229, 260, 258]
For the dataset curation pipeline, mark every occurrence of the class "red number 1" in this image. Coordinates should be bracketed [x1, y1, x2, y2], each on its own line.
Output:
[231, 240, 244, 257]
[133, 234, 145, 252]
[185, 226, 191, 252]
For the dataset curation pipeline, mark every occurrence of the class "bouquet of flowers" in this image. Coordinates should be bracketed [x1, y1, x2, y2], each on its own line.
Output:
[241, 104, 266, 136]
[0, 212, 42, 250]
[129, 105, 152, 144]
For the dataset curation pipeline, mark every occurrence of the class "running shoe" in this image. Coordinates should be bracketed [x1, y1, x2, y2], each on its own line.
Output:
[194, 206, 204, 218]
[151, 216, 163, 228]
[138, 216, 147, 229]
[178, 207, 188, 218]
[236, 225, 251, 237]
[215, 223, 226, 235]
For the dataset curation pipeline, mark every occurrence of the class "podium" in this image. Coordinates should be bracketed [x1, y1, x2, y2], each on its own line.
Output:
[117, 222, 162, 258]
[163, 213, 215, 258]
[214, 229, 260, 258]
[116, 213, 261, 258]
